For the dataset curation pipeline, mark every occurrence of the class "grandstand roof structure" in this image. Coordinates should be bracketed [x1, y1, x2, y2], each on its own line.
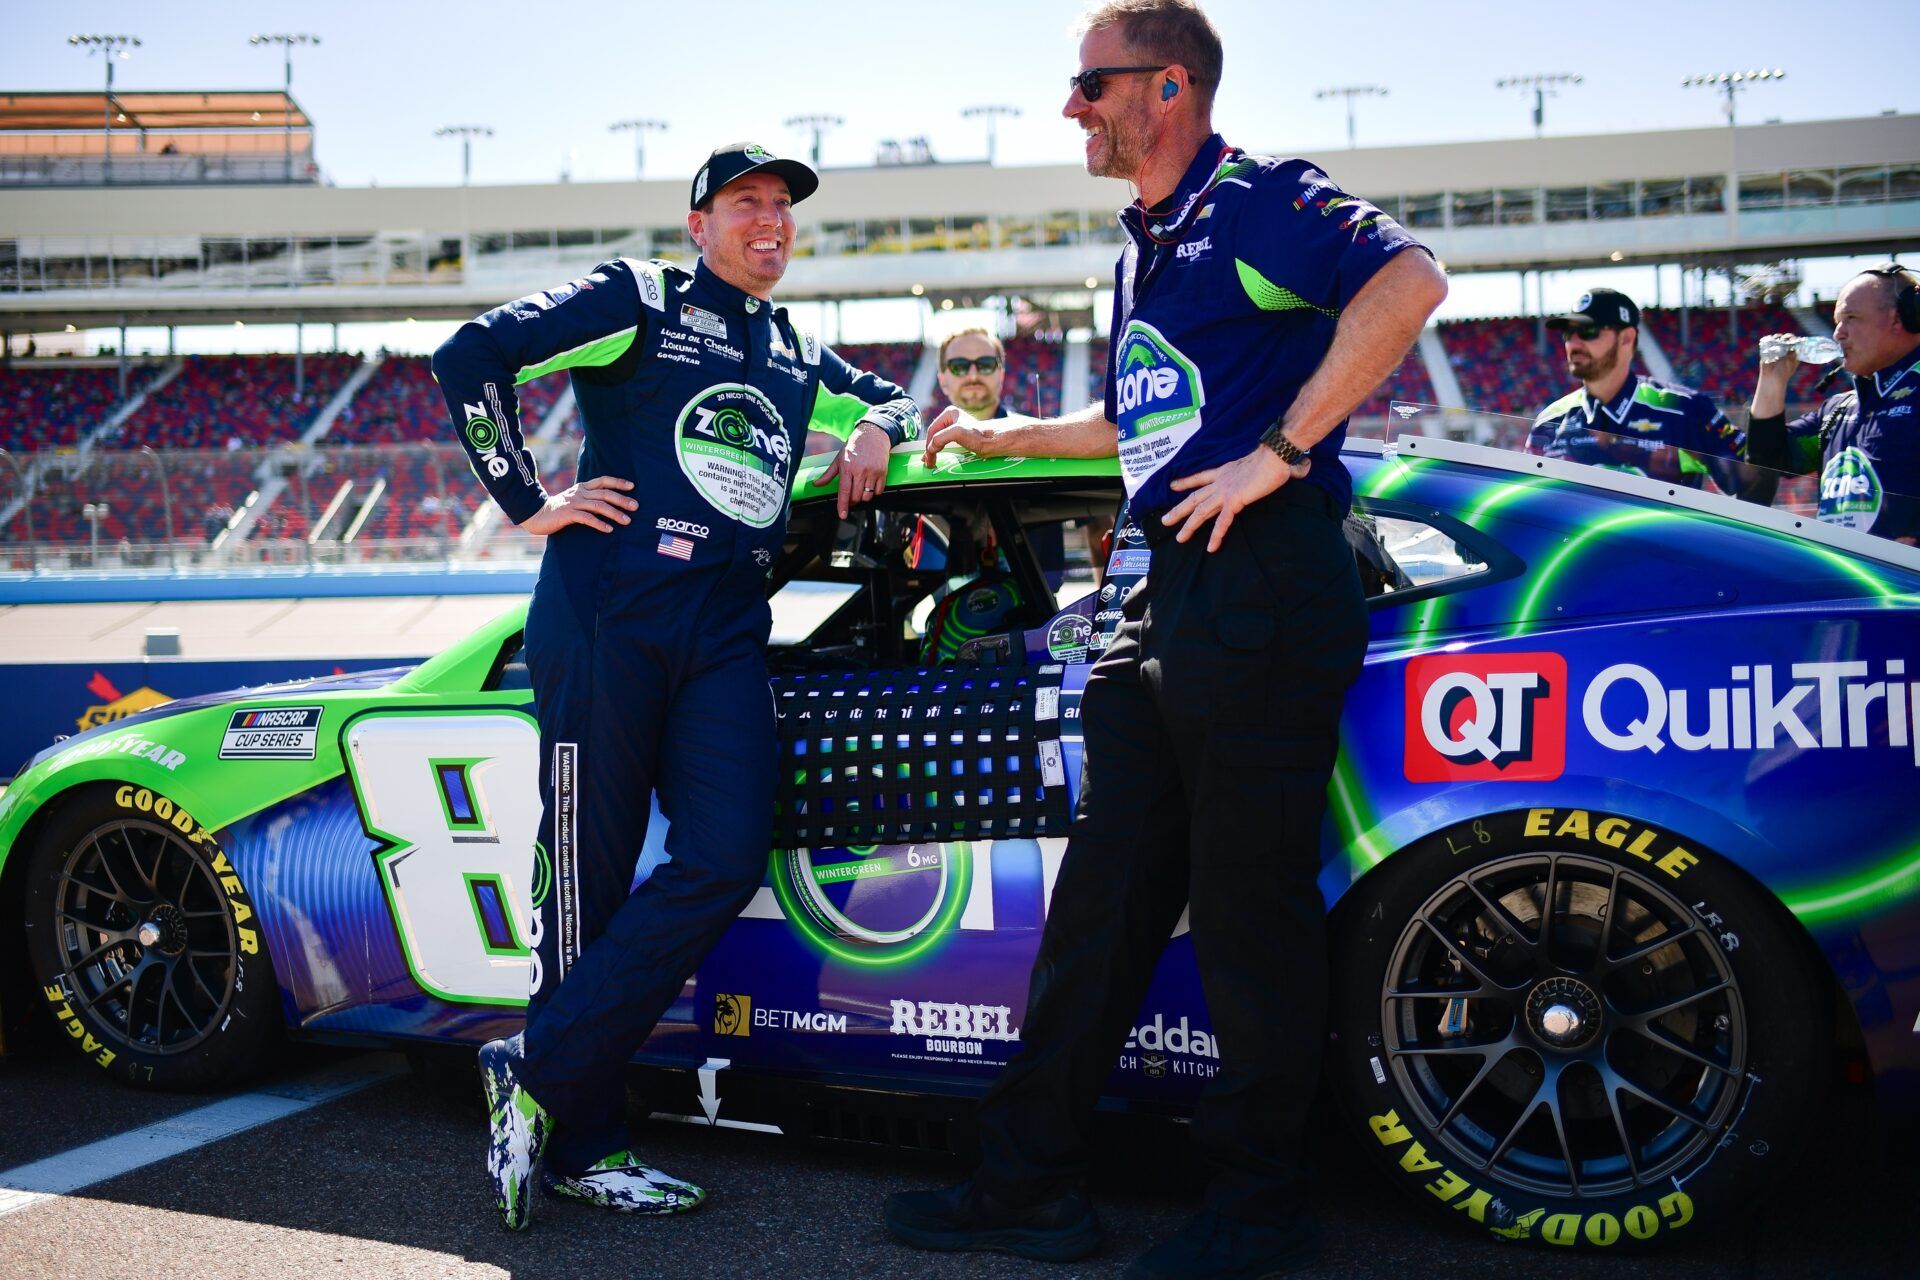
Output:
[0, 91, 312, 134]
[1, 113, 1915, 329]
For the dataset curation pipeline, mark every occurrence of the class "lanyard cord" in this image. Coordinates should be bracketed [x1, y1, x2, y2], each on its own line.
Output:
[1131, 142, 1235, 247]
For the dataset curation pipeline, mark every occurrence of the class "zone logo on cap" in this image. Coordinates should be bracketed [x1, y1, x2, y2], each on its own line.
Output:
[1404, 653, 1567, 782]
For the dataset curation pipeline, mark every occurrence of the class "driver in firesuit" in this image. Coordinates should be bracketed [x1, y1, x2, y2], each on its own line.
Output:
[433, 141, 919, 1231]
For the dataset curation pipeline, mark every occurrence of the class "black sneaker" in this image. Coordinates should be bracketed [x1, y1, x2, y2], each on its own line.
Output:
[1122, 1210, 1321, 1279]
[883, 1180, 1102, 1262]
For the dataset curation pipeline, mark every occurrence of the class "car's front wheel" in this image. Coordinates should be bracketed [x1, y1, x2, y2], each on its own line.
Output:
[1326, 809, 1827, 1250]
[22, 783, 280, 1089]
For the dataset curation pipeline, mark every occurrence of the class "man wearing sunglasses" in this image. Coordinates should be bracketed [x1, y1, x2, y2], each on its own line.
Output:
[1529, 287, 1751, 496]
[937, 328, 1011, 419]
[884, 1, 1446, 1275]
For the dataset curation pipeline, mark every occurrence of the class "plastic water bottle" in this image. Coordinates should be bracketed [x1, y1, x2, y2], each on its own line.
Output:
[1760, 334, 1842, 365]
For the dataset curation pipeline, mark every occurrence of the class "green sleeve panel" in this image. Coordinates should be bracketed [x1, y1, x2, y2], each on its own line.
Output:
[808, 384, 874, 442]
[514, 326, 639, 384]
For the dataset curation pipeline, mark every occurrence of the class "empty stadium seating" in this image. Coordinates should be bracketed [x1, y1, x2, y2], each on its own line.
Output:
[329, 355, 569, 444]
[105, 354, 358, 450]
[267, 445, 472, 545]
[21, 449, 262, 547]
[1640, 304, 1818, 411]
[0, 362, 165, 450]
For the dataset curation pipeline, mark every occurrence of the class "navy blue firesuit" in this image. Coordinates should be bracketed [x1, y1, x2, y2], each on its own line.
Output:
[434, 256, 916, 1171]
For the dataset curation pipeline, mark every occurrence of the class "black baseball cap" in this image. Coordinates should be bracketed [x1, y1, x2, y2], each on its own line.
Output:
[1546, 287, 1640, 332]
[690, 142, 819, 211]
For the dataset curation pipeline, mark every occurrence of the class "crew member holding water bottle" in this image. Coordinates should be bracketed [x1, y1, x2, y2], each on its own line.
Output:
[1748, 265, 1920, 544]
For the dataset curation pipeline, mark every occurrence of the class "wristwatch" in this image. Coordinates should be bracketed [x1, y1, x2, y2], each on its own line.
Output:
[1259, 424, 1307, 466]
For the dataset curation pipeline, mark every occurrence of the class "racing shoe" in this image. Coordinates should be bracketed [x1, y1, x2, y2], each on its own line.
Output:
[479, 1035, 552, 1231]
[542, 1150, 707, 1215]
[883, 1179, 1102, 1261]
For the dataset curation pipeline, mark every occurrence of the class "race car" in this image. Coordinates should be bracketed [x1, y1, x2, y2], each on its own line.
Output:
[3, 414, 1916, 1253]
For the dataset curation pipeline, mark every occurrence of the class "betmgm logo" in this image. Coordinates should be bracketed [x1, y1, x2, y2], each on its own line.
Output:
[713, 992, 751, 1037]
[1113, 322, 1203, 436]
[1404, 653, 1568, 782]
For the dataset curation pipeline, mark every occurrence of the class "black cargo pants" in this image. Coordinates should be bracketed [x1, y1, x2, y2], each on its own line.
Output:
[972, 479, 1369, 1224]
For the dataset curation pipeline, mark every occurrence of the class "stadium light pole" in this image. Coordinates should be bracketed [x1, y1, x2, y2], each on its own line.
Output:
[1314, 85, 1386, 149]
[609, 119, 668, 180]
[249, 34, 320, 183]
[961, 105, 1021, 165]
[1681, 69, 1785, 128]
[436, 125, 494, 186]
[1496, 73, 1582, 138]
[784, 114, 843, 168]
[68, 34, 141, 186]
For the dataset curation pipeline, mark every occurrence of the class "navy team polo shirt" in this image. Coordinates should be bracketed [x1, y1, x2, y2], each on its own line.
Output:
[1103, 134, 1429, 520]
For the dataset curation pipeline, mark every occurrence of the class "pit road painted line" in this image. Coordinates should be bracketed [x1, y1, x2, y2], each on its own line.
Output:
[0, 1052, 407, 1218]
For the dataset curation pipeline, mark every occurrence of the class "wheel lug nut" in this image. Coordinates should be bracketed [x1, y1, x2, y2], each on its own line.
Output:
[1714, 1014, 1730, 1032]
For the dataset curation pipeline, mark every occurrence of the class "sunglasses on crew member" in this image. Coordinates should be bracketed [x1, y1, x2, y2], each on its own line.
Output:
[1563, 323, 1607, 341]
[1069, 65, 1167, 102]
[944, 356, 1003, 375]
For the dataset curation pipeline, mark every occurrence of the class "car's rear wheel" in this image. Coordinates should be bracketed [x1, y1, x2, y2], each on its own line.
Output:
[1327, 809, 1827, 1250]
[22, 783, 279, 1089]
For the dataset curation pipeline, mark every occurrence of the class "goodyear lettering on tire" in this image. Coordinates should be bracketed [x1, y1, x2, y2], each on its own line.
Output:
[110, 784, 259, 955]
[1368, 1106, 1695, 1244]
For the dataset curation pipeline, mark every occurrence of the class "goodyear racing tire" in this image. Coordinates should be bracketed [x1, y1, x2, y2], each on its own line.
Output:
[21, 783, 280, 1089]
[1326, 807, 1826, 1250]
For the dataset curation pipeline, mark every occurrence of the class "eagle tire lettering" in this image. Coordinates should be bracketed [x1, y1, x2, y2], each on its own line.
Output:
[1325, 809, 1829, 1248]
[21, 782, 281, 1088]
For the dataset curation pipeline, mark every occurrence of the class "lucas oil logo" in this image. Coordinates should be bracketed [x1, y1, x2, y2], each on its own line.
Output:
[1405, 653, 1567, 782]
[1818, 446, 1882, 531]
[675, 383, 791, 528]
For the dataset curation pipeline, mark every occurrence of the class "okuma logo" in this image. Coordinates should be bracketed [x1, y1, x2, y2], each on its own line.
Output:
[1819, 447, 1882, 530]
[1114, 322, 1204, 436]
[1404, 653, 1568, 782]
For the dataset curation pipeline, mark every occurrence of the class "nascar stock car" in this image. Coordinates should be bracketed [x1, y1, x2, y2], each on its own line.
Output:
[2, 407, 1917, 1253]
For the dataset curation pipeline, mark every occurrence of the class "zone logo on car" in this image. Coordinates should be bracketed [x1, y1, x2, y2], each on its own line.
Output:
[1404, 653, 1567, 782]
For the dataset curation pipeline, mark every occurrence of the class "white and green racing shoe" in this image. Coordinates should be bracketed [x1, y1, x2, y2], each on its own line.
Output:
[542, 1150, 707, 1215]
[479, 1035, 552, 1231]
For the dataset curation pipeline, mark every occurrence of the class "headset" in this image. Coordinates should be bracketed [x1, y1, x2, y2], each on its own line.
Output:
[1161, 77, 1178, 101]
[1865, 263, 1920, 333]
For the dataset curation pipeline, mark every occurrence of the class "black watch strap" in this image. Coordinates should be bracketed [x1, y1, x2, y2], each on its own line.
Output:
[1260, 424, 1307, 466]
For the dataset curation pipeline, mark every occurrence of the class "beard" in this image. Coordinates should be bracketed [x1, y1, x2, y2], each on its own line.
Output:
[1569, 343, 1621, 382]
[1087, 111, 1149, 180]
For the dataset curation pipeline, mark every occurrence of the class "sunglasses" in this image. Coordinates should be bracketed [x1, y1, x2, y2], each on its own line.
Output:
[944, 356, 1003, 376]
[1068, 65, 1166, 102]
[1563, 323, 1615, 341]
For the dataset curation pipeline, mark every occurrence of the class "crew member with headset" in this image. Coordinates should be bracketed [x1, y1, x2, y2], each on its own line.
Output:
[1748, 265, 1920, 544]
[434, 141, 918, 1230]
[882, 1, 1447, 1274]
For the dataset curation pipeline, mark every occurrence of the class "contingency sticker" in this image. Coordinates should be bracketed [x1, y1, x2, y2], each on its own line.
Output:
[675, 383, 793, 527]
[219, 706, 323, 760]
[1046, 614, 1095, 664]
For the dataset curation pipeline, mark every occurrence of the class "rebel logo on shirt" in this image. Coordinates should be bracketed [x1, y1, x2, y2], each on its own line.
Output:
[1404, 653, 1567, 782]
[675, 383, 792, 528]
[1818, 446, 1883, 531]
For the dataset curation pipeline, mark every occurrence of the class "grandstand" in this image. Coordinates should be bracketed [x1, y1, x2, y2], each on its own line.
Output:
[1, 111, 1915, 568]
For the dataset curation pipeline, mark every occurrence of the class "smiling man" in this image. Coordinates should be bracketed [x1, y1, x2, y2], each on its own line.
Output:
[883, 2, 1445, 1276]
[432, 141, 917, 1231]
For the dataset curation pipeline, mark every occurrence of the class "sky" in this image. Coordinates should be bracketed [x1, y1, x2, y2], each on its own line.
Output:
[7, 0, 1917, 353]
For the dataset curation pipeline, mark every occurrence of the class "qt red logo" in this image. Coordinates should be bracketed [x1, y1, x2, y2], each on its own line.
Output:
[1404, 653, 1567, 782]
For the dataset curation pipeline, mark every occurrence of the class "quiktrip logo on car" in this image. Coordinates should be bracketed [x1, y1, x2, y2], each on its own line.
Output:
[1404, 653, 1567, 782]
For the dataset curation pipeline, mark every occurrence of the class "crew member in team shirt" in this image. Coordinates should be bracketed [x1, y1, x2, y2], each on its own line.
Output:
[1747, 265, 1920, 544]
[1529, 287, 1755, 497]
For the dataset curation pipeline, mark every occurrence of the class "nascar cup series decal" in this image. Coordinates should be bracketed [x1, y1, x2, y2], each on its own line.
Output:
[676, 383, 791, 527]
[1818, 445, 1882, 530]
[1113, 320, 1206, 494]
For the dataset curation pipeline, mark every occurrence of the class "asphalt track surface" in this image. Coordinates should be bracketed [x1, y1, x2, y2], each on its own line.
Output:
[0, 1024, 1904, 1280]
